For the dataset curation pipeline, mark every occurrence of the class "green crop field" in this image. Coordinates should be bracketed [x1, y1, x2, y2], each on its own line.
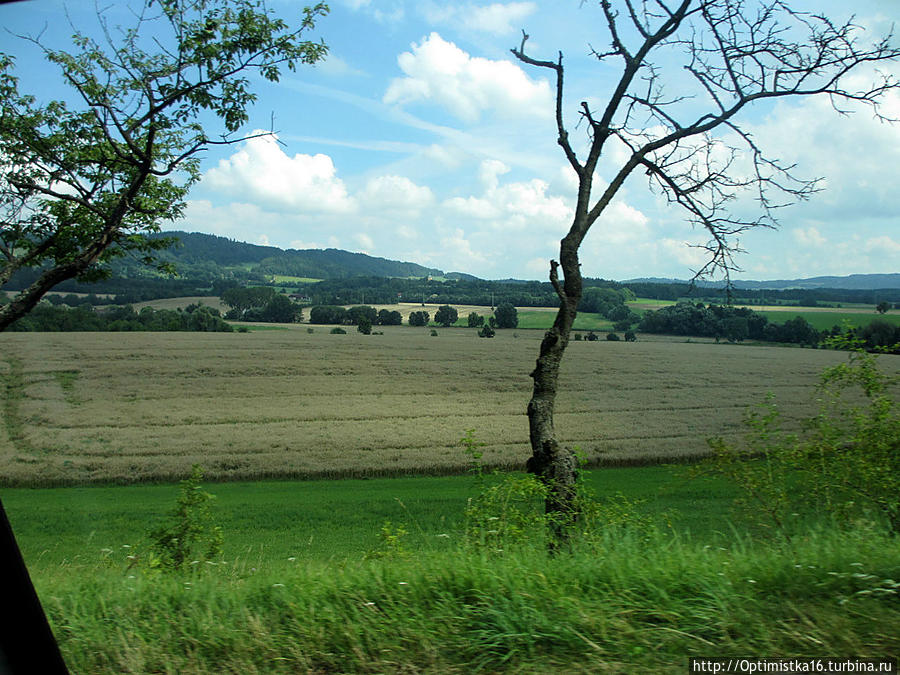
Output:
[3, 327, 889, 487]
[754, 309, 900, 331]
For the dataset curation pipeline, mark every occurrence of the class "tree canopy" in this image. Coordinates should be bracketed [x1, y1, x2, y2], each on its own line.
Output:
[0, 0, 328, 331]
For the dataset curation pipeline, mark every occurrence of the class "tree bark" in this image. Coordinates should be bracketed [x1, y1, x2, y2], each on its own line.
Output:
[526, 236, 584, 548]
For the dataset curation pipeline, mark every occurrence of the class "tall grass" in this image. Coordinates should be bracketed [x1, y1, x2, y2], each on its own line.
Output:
[37, 524, 900, 673]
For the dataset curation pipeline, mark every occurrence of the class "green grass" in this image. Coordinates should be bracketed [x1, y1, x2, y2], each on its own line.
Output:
[516, 310, 614, 331]
[268, 274, 322, 284]
[32, 521, 900, 673]
[7, 466, 898, 672]
[2, 465, 734, 571]
[758, 310, 900, 331]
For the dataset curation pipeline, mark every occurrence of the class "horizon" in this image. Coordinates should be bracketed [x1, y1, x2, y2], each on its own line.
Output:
[168, 230, 899, 285]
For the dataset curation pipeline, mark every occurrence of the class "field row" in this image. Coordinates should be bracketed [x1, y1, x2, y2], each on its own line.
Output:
[1, 327, 884, 485]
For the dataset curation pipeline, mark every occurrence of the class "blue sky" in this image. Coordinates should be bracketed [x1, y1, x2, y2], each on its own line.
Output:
[2, 0, 899, 280]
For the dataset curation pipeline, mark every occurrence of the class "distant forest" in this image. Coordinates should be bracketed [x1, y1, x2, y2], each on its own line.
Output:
[3, 231, 898, 314]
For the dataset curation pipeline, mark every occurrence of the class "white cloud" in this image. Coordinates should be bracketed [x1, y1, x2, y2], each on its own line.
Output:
[203, 134, 355, 214]
[793, 227, 827, 248]
[359, 175, 435, 214]
[864, 235, 900, 255]
[478, 159, 510, 190]
[422, 2, 537, 35]
[383, 33, 553, 122]
[442, 160, 572, 231]
[354, 233, 375, 252]
[439, 228, 489, 268]
[289, 239, 324, 250]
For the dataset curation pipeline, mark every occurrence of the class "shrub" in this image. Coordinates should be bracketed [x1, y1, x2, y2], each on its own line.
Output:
[478, 324, 495, 338]
[147, 465, 223, 572]
[606, 332, 620, 341]
[624, 330, 636, 342]
[408, 311, 429, 327]
[330, 327, 347, 334]
[700, 349, 900, 536]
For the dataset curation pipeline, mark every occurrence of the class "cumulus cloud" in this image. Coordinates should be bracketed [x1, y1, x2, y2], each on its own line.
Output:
[203, 134, 355, 214]
[383, 33, 553, 122]
[793, 227, 827, 248]
[422, 2, 537, 35]
[354, 233, 375, 252]
[864, 235, 900, 255]
[443, 160, 572, 231]
[359, 175, 435, 214]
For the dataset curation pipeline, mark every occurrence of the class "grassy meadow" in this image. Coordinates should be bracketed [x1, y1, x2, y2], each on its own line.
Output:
[0, 327, 873, 486]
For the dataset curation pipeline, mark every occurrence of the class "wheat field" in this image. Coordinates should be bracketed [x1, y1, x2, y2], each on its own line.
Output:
[1, 327, 885, 486]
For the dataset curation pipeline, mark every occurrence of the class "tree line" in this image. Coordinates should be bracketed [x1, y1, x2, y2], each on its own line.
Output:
[638, 302, 900, 353]
[4, 303, 233, 333]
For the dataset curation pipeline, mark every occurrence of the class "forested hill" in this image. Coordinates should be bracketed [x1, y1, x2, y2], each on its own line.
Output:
[139, 231, 446, 280]
[626, 273, 900, 291]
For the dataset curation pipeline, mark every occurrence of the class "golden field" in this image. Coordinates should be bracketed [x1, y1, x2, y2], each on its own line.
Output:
[2, 327, 890, 486]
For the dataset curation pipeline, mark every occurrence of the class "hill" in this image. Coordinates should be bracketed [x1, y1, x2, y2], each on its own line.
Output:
[146, 232, 446, 280]
[624, 273, 900, 291]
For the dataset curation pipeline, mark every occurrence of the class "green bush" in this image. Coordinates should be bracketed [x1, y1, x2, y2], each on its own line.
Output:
[478, 324, 495, 338]
[147, 466, 223, 572]
[700, 349, 900, 536]
[330, 327, 347, 334]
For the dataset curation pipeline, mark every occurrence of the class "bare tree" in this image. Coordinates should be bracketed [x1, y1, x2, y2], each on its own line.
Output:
[512, 0, 899, 544]
[0, 0, 328, 331]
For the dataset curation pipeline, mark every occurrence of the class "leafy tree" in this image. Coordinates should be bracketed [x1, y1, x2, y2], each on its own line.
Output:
[221, 287, 277, 317]
[493, 302, 518, 329]
[876, 301, 890, 315]
[357, 316, 372, 335]
[408, 310, 429, 327]
[259, 294, 301, 323]
[0, 0, 328, 331]
[309, 305, 348, 325]
[478, 324, 495, 338]
[347, 305, 377, 326]
[376, 309, 402, 326]
[624, 330, 636, 342]
[511, 1, 899, 542]
[467, 311, 485, 328]
[434, 305, 458, 327]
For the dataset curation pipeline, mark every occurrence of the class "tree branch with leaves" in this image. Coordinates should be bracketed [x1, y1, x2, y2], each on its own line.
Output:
[511, 0, 899, 546]
[0, 0, 328, 331]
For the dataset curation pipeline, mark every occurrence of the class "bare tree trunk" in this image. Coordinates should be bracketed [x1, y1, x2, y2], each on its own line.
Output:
[526, 238, 583, 548]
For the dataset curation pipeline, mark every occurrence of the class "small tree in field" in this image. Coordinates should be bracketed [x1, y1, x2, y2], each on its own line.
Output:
[408, 310, 430, 327]
[434, 305, 459, 327]
[494, 302, 518, 329]
[0, 0, 328, 331]
[512, 0, 899, 545]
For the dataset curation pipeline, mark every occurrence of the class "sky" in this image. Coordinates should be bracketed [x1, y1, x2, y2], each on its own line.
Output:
[2, 0, 899, 281]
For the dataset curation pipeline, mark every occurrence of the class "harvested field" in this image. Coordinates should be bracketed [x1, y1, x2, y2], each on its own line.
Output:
[1, 328, 891, 486]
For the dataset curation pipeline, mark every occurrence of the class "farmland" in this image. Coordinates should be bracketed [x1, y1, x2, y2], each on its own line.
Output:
[1, 327, 885, 487]
[2, 328, 899, 673]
